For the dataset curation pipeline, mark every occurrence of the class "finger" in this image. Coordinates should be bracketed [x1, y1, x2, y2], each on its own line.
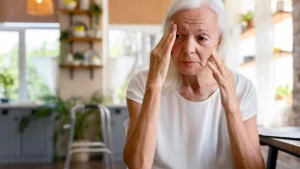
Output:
[211, 50, 226, 76]
[223, 61, 230, 74]
[207, 60, 222, 83]
[157, 22, 174, 49]
[163, 23, 177, 54]
[161, 22, 176, 50]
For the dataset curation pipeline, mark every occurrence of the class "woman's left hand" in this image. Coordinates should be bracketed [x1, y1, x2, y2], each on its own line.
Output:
[207, 51, 240, 113]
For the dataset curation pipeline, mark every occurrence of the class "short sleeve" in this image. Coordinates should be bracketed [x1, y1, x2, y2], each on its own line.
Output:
[124, 70, 148, 137]
[234, 72, 258, 121]
[126, 70, 148, 104]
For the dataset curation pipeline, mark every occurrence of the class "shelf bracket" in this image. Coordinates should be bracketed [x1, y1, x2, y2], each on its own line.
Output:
[90, 68, 94, 79]
[70, 68, 74, 79]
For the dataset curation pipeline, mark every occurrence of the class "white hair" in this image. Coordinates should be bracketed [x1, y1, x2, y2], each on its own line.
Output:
[162, 0, 229, 91]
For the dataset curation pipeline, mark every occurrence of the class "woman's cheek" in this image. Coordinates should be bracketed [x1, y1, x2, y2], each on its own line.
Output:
[171, 44, 180, 57]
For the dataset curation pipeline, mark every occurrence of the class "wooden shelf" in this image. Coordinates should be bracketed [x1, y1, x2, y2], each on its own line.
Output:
[60, 64, 103, 79]
[59, 9, 90, 15]
[240, 50, 292, 68]
[241, 11, 291, 40]
[67, 37, 102, 42]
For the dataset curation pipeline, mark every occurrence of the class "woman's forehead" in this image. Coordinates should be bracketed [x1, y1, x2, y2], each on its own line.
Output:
[172, 7, 218, 26]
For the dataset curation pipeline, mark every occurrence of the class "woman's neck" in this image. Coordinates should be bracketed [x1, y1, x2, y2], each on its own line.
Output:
[179, 68, 218, 102]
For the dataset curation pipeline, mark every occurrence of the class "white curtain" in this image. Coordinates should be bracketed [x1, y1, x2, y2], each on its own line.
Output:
[107, 56, 136, 103]
[31, 57, 59, 95]
[224, 0, 243, 71]
[254, 0, 276, 126]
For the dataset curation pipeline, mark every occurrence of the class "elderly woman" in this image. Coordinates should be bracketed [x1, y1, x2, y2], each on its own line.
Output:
[123, 0, 265, 169]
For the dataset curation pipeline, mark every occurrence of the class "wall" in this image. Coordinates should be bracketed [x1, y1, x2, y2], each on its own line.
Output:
[108, 0, 172, 24]
[0, 0, 59, 22]
[58, 0, 105, 98]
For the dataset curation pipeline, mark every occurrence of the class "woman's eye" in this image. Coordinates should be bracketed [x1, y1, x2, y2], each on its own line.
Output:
[176, 34, 181, 39]
[198, 36, 207, 41]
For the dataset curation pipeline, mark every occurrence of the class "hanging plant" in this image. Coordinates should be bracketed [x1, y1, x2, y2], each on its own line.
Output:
[59, 30, 70, 41]
[90, 3, 103, 29]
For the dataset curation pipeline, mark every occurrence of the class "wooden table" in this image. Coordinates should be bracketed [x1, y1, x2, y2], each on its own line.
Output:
[259, 128, 300, 169]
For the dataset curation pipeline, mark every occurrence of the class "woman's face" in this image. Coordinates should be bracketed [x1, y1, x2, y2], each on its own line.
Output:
[171, 6, 221, 76]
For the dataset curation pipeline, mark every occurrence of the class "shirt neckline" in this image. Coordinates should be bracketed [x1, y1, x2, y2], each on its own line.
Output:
[175, 87, 220, 105]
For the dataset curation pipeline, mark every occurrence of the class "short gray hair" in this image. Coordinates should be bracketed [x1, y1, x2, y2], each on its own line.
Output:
[162, 0, 228, 91]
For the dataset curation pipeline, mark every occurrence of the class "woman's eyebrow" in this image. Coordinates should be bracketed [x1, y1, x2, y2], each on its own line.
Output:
[197, 28, 209, 34]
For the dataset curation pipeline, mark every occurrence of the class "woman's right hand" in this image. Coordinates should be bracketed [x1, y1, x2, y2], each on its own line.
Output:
[147, 22, 177, 88]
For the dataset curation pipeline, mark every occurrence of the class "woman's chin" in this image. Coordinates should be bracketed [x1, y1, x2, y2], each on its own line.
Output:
[176, 67, 204, 76]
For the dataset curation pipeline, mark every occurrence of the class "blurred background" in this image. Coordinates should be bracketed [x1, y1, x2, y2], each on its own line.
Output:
[0, 0, 299, 168]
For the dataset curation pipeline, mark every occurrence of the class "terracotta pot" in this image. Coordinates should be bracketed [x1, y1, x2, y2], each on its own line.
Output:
[71, 140, 90, 162]
[247, 19, 254, 29]
[285, 95, 292, 107]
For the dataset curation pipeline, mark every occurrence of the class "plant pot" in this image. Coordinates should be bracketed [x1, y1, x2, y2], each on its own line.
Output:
[285, 95, 292, 107]
[65, 1, 77, 10]
[73, 30, 86, 38]
[1, 98, 9, 103]
[79, 0, 90, 10]
[247, 19, 254, 29]
[277, 0, 285, 12]
[71, 140, 90, 162]
[73, 60, 82, 66]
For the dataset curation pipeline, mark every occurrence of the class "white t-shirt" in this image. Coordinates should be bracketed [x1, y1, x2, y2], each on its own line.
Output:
[125, 70, 258, 169]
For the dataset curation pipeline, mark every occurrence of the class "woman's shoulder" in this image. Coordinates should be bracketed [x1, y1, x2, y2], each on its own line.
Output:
[231, 70, 258, 120]
[126, 70, 149, 104]
[231, 70, 255, 92]
[130, 70, 149, 85]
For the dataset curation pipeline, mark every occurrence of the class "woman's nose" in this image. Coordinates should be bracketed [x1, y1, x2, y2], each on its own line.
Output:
[183, 37, 196, 55]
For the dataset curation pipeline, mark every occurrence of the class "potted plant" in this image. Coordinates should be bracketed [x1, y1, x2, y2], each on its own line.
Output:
[89, 3, 103, 38]
[74, 52, 84, 65]
[0, 68, 14, 103]
[275, 84, 292, 106]
[59, 30, 71, 65]
[19, 92, 106, 162]
[72, 21, 87, 37]
[239, 11, 254, 30]
[64, 0, 77, 10]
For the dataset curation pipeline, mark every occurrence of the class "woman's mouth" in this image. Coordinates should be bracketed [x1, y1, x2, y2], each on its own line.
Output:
[181, 61, 198, 66]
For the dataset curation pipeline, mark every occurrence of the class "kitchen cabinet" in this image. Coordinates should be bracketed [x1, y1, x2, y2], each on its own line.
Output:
[0, 106, 53, 163]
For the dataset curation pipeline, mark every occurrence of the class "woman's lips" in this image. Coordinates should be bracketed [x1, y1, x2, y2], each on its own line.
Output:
[181, 61, 197, 66]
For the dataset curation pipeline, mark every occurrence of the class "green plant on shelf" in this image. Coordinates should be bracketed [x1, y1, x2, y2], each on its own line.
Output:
[239, 11, 254, 29]
[240, 11, 253, 23]
[59, 30, 70, 41]
[90, 3, 103, 29]
[275, 84, 292, 100]
[74, 52, 84, 60]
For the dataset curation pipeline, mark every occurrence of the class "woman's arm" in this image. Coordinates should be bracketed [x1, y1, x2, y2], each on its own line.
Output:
[225, 111, 265, 169]
[208, 52, 265, 169]
[123, 22, 177, 169]
[124, 86, 162, 169]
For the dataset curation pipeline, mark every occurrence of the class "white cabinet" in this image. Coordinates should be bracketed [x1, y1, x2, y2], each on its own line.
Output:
[0, 108, 54, 163]
[108, 106, 128, 161]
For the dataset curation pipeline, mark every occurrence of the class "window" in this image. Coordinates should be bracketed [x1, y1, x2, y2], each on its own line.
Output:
[0, 31, 19, 100]
[107, 25, 161, 104]
[25, 29, 60, 101]
[0, 23, 59, 102]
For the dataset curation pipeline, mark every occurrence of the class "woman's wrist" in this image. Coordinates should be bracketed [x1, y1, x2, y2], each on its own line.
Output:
[146, 79, 163, 91]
